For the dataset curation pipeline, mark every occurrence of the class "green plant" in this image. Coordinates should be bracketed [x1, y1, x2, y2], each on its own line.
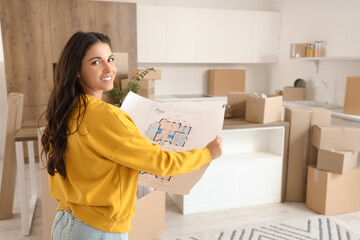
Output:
[104, 77, 123, 107]
[128, 67, 155, 93]
[104, 67, 156, 107]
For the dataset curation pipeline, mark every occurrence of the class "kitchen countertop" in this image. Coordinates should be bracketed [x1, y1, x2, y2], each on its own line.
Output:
[155, 94, 227, 102]
[223, 118, 289, 130]
[331, 109, 360, 122]
[282, 100, 360, 123]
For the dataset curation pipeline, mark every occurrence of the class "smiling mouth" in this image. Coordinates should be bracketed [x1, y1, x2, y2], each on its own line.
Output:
[101, 77, 112, 81]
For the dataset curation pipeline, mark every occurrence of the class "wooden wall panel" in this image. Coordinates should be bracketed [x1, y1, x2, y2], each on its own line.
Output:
[0, 0, 137, 123]
[48, 0, 95, 63]
[0, 0, 53, 122]
[94, 2, 138, 75]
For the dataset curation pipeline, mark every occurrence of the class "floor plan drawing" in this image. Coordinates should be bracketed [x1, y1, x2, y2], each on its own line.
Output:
[145, 118, 192, 148]
[121, 92, 224, 194]
[141, 106, 200, 151]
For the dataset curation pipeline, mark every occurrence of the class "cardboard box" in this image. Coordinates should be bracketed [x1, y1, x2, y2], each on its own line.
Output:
[129, 191, 165, 240]
[282, 86, 306, 101]
[284, 107, 312, 202]
[227, 92, 252, 118]
[306, 165, 360, 215]
[245, 95, 282, 123]
[312, 126, 360, 151]
[290, 43, 312, 58]
[343, 76, 360, 115]
[317, 150, 358, 174]
[208, 69, 246, 96]
[283, 107, 331, 202]
[114, 52, 129, 79]
[122, 79, 155, 100]
[130, 69, 162, 80]
[307, 108, 332, 166]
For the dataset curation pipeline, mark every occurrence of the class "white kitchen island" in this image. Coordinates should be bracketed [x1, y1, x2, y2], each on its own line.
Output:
[168, 119, 289, 215]
[155, 94, 227, 110]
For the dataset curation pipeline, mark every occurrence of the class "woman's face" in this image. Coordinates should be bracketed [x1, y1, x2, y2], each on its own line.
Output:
[77, 41, 117, 99]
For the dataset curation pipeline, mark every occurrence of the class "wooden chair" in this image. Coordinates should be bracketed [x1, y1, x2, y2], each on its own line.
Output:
[0, 93, 24, 219]
[0, 93, 39, 235]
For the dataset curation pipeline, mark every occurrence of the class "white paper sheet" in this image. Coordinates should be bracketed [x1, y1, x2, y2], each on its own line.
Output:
[121, 92, 224, 194]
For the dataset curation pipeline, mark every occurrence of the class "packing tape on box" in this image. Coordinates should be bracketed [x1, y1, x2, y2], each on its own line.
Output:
[313, 169, 319, 183]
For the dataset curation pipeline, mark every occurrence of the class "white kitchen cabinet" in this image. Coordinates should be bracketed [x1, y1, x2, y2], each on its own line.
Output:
[252, 11, 281, 63]
[225, 10, 254, 63]
[169, 126, 285, 214]
[137, 5, 280, 63]
[196, 8, 226, 63]
[166, 7, 197, 63]
[137, 5, 166, 63]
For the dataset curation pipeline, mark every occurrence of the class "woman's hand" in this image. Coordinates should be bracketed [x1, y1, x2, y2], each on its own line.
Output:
[206, 135, 223, 160]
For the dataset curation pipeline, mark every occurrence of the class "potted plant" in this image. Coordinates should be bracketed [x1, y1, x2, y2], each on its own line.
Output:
[104, 67, 156, 107]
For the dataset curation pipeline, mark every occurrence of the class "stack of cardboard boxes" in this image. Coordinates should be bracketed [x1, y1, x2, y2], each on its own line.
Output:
[284, 107, 331, 202]
[304, 76, 360, 215]
[121, 69, 162, 100]
[283, 105, 360, 215]
[306, 126, 360, 215]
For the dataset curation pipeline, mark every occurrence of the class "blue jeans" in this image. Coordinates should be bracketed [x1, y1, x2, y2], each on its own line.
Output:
[51, 210, 128, 240]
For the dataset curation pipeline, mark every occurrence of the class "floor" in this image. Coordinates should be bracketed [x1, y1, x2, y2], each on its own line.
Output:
[1, 159, 360, 240]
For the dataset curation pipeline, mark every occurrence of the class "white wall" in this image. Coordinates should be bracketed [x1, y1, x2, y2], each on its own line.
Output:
[140, 63, 270, 95]
[269, 0, 360, 105]
[0, 22, 8, 158]
[98, 0, 282, 11]
[98, 0, 283, 96]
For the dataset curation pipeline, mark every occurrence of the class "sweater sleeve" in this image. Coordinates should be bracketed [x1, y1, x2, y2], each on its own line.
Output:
[87, 103, 212, 177]
[113, 130, 211, 177]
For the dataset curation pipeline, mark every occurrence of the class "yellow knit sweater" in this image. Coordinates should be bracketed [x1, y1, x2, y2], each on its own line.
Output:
[49, 94, 211, 233]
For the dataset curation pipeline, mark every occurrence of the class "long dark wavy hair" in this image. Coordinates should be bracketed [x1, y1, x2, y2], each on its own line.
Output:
[41, 31, 112, 178]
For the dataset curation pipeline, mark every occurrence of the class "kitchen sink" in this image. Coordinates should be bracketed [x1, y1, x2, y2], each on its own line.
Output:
[283, 100, 343, 109]
[172, 94, 212, 98]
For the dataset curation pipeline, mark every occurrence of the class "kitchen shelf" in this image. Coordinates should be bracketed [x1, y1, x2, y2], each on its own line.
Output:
[216, 151, 282, 163]
[295, 57, 360, 61]
[291, 56, 360, 73]
[168, 126, 285, 214]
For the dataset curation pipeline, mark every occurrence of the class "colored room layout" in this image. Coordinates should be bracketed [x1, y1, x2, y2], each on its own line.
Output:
[145, 118, 192, 147]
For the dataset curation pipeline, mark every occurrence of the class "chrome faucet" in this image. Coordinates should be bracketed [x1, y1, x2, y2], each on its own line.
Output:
[314, 80, 329, 104]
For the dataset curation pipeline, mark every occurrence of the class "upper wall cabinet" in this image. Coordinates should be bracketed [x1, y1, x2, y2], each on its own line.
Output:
[137, 5, 280, 63]
[137, 5, 167, 63]
[225, 10, 254, 63]
[166, 7, 197, 62]
[197, 9, 226, 63]
[252, 11, 281, 63]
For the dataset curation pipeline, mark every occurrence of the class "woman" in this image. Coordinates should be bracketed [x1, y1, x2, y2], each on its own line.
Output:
[41, 31, 222, 240]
